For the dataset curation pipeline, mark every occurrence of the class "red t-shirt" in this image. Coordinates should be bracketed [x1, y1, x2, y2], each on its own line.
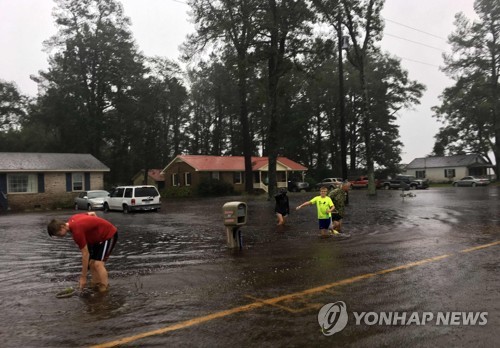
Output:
[68, 214, 117, 250]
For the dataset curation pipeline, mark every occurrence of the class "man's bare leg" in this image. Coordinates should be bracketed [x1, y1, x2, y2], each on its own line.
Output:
[90, 260, 109, 292]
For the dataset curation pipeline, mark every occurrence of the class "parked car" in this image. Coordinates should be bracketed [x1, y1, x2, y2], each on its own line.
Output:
[74, 190, 109, 211]
[103, 185, 161, 213]
[452, 176, 490, 187]
[382, 175, 429, 190]
[350, 176, 382, 189]
[316, 178, 344, 190]
[288, 180, 310, 192]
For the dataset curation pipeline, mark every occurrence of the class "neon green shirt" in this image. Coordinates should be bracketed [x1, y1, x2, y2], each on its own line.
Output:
[310, 195, 334, 219]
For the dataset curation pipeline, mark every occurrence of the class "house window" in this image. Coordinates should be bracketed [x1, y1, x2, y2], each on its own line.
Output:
[444, 169, 456, 178]
[72, 173, 84, 191]
[185, 172, 192, 186]
[7, 173, 38, 193]
[211, 172, 220, 180]
[233, 172, 243, 184]
[172, 173, 179, 186]
[415, 170, 426, 179]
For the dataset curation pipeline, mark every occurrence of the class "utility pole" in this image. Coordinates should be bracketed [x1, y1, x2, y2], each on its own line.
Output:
[337, 14, 349, 181]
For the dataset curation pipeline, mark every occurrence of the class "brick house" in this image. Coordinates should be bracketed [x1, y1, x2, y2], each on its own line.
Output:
[0, 152, 109, 211]
[161, 155, 308, 193]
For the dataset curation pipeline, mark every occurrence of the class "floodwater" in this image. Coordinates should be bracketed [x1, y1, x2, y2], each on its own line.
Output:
[0, 187, 499, 347]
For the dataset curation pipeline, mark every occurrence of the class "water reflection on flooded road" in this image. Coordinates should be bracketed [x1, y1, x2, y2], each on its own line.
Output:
[0, 187, 499, 347]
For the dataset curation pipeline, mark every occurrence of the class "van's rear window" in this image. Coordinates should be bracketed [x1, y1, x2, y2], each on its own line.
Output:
[135, 187, 159, 197]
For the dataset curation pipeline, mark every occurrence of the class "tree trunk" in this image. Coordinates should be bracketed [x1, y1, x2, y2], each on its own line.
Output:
[337, 14, 348, 180]
[266, 0, 280, 200]
[237, 58, 254, 193]
[360, 62, 376, 195]
[490, 31, 500, 177]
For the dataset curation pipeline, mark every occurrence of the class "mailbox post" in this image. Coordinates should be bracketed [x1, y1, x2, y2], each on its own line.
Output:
[222, 201, 247, 249]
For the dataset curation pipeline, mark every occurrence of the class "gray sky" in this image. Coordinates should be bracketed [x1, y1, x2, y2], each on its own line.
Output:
[0, 0, 477, 164]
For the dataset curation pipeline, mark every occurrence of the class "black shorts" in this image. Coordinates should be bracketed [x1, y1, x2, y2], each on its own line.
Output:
[318, 218, 331, 230]
[331, 213, 343, 221]
[88, 233, 118, 262]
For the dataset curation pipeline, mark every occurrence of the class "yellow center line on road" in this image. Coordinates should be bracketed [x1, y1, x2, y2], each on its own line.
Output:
[460, 240, 500, 253]
[91, 241, 499, 348]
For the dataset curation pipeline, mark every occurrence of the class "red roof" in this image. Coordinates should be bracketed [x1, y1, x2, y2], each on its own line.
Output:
[147, 169, 165, 182]
[133, 169, 165, 182]
[166, 155, 307, 172]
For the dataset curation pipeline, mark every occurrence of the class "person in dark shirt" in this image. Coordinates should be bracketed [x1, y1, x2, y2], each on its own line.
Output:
[275, 188, 290, 226]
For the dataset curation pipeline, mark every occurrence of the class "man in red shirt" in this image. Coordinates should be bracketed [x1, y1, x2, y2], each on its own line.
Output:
[47, 212, 118, 292]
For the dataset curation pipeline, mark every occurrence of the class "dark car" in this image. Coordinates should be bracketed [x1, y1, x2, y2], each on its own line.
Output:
[382, 175, 429, 190]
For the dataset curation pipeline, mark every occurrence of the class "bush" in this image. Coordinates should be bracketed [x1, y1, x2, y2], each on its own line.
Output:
[50, 198, 74, 210]
[162, 186, 193, 198]
[196, 177, 234, 196]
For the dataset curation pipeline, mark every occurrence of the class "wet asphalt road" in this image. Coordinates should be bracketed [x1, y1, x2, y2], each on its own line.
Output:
[0, 186, 499, 347]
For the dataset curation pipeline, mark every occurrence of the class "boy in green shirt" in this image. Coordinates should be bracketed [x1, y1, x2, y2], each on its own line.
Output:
[296, 186, 336, 237]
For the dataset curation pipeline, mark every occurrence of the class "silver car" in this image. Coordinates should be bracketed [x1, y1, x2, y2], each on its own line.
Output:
[452, 176, 490, 187]
[316, 178, 344, 190]
[74, 190, 109, 210]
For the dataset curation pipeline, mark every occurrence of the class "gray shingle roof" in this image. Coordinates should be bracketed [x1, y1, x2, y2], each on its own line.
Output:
[0, 152, 110, 172]
[406, 154, 488, 169]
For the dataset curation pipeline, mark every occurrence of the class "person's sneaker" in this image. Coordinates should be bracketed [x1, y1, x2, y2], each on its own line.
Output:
[331, 229, 340, 235]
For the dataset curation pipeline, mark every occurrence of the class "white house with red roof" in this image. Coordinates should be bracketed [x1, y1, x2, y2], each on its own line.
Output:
[161, 155, 308, 193]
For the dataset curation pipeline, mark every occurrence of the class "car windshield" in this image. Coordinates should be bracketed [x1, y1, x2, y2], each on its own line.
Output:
[135, 187, 159, 197]
[87, 191, 108, 199]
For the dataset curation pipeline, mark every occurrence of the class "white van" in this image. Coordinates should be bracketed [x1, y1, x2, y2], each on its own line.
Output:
[103, 185, 161, 213]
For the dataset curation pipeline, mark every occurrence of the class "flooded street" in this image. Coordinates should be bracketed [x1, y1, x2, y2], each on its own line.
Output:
[1, 187, 499, 347]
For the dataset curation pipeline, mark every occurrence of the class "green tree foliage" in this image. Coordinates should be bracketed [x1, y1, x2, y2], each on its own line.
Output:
[259, 0, 314, 198]
[0, 80, 29, 151]
[185, 0, 264, 193]
[340, 0, 384, 194]
[433, 0, 499, 175]
[367, 51, 425, 172]
[1, 0, 427, 191]
[312, 0, 423, 184]
[36, 0, 144, 158]
[14, 0, 190, 185]
[187, 59, 241, 156]
[0, 80, 27, 132]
